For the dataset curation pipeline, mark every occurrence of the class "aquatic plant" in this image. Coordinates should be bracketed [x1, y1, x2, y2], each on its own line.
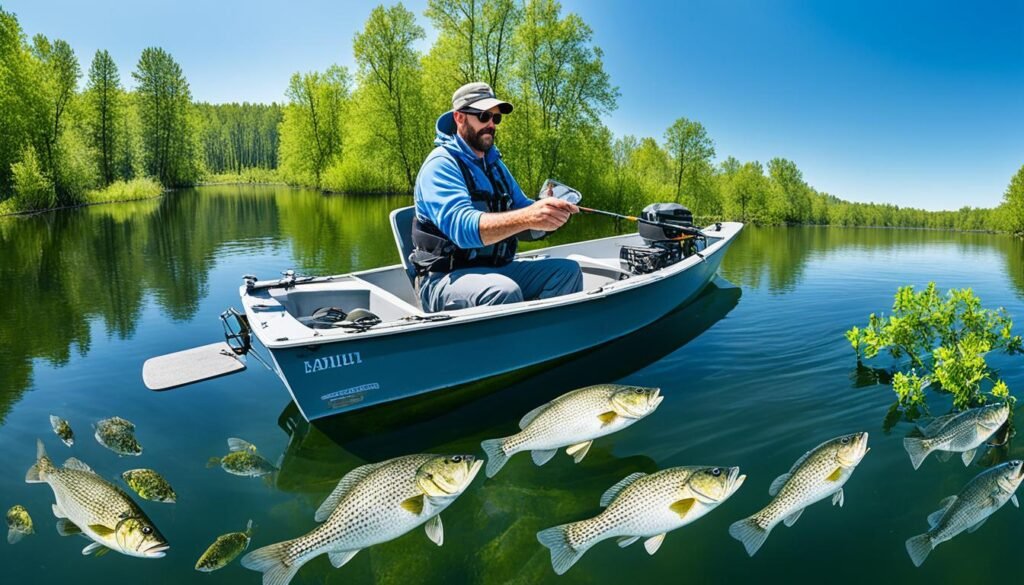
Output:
[847, 282, 1021, 412]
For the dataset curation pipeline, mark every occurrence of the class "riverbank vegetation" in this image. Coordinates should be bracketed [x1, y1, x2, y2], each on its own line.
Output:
[1, 2, 1022, 233]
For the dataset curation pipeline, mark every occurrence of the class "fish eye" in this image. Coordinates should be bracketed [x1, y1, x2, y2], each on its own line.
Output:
[1011, 461, 1020, 468]
[452, 456, 462, 463]
[634, 388, 643, 394]
[841, 437, 850, 444]
[142, 526, 152, 535]
[711, 468, 722, 476]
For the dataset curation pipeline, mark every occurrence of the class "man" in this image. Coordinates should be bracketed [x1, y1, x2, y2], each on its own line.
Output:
[410, 82, 583, 312]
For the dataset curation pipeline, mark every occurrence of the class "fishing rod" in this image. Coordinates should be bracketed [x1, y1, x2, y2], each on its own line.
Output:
[577, 206, 703, 237]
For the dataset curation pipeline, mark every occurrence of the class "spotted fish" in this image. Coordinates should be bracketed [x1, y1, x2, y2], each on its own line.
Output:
[538, 466, 745, 575]
[906, 460, 1024, 566]
[50, 415, 74, 447]
[242, 454, 481, 585]
[903, 403, 1009, 470]
[6, 504, 34, 544]
[729, 432, 870, 556]
[480, 384, 663, 478]
[94, 416, 143, 456]
[208, 438, 278, 477]
[122, 469, 177, 503]
[195, 519, 254, 572]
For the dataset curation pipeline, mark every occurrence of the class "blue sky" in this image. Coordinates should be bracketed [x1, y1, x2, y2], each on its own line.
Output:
[7, 0, 1022, 210]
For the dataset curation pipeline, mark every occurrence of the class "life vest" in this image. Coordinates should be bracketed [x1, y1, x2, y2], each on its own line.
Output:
[410, 154, 518, 274]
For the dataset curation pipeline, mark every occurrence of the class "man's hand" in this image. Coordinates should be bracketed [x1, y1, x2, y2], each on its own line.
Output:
[523, 197, 578, 231]
[478, 198, 579, 246]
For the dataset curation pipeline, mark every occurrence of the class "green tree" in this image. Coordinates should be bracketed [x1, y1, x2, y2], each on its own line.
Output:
[1002, 164, 1024, 235]
[84, 49, 122, 185]
[132, 47, 201, 186]
[352, 3, 430, 191]
[31, 35, 82, 200]
[0, 9, 47, 198]
[278, 66, 350, 187]
[664, 117, 715, 210]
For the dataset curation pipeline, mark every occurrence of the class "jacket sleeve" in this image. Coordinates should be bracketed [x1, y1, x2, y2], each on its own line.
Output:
[416, 155, 485, 249]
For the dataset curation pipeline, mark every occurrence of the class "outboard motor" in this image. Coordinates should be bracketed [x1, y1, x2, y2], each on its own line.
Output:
[620, 203, 701, 274]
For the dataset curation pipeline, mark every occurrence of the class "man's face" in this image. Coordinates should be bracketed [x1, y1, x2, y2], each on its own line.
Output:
[455, 105, 500, 153]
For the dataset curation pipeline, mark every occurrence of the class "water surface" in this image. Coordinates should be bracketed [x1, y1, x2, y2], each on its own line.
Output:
[2, 185, 1023, 584]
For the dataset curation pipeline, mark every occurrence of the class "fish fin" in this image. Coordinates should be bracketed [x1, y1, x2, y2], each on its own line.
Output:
[315, 462, 382, 522]
[565, 441, 593, 464]
[967, 517, 989, 534]
[480, 438, 510, 478]
[63, 458, 94, 473]
[825, 467, 843, 482]
[927, 496, 957, 529]
[768, 473, 791, 496]
[82, 542, 105, 556]
[245, 519, 255, 536]
[327, 549, 359, 568]
[644, 533, 666, 555]
[597, 411, 618, 426]
[241, 539, 304, 585]
[728, 517, 771, 557]
[26, 438, 49, 483]
[49, 414, 61, 426]
[832, 489, 845, 507]
[531, 449, 558, 466]
[56, 519, 81, 537]
[905, 534, 932, 567]
[228, 437, 256, 453]
[903, 437, 933, 470]
[961, 448, 977, 467]
[400, 494, 424, 515]
[89, 524, 115, 537]
[600, 472, 646, 507]
[919, 412, 958, 436]
[935, 450, 954, 463]
[519, 402, 551, 429]
[52, 503, 67, 519]
[669, 498, 696, 519]
[617, 536, 640, 548]
[537, 524, 588, 576]
[783, 508, 804, 527]
[1012, 494, 1019, 508]
[7, 528, 26, 544]
[424, 515, 443, 546]
[206, 457, 222, 468]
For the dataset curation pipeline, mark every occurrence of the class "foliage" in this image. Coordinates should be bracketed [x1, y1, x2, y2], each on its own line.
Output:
[84, 49, 122, 186]
[278, 66, 351, 188]
[1003, 164, 1024, 236]
[847, 282, 1022, 411]
[202, 168, 282, 185]
[10, 145, 55, 210]
[85, 177, 162, 203]
[195, 102, 281, 173]
[133, 47, 202, 187]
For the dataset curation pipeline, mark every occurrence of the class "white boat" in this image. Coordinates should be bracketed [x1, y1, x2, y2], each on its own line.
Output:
[143, 206, 742, 421]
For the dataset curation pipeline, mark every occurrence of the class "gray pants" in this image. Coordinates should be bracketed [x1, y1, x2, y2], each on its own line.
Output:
[419, 258, 583, 313]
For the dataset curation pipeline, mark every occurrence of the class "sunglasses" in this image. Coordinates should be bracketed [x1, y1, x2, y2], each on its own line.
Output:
[460, 109, 502, 125]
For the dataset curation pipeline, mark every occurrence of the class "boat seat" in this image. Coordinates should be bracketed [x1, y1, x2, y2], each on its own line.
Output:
[389, 206, 418, 288]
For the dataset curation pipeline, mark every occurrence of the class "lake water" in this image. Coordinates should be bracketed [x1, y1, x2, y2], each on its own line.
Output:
[2, 185, 1023, 584]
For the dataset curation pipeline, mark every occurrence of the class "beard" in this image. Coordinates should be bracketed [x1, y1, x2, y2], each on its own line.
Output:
[461, 124, 495, 152]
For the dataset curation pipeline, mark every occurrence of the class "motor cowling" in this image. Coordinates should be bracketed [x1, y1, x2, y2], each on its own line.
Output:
[638, 203, 694, 244]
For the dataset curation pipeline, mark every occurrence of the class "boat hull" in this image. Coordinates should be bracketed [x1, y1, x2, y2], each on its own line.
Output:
[266, 238, 733, 421]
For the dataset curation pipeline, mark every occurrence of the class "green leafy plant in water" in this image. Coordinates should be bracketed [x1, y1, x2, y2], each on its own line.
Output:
[846, 282, 1022, 416]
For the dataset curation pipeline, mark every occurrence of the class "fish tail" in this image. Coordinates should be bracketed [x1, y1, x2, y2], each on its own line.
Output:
[241, 539, 303, 585]
[905, 533, 933, 567]
[903, 437, 933, 470]
[8, 527, 25, 545]
[26, 438, 53, 483]
[481, 438, 511, 478]
[728, 517, 772, 557]
[536, 523, 590, 575]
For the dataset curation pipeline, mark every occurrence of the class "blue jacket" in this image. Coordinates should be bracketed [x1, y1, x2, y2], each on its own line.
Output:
[413, 111, 533, 249]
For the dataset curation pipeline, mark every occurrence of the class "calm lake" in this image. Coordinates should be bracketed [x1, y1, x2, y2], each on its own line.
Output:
[2, 185, 1024, 584]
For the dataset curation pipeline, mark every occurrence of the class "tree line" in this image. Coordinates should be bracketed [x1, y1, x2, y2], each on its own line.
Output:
[1, 2, 1021, 236]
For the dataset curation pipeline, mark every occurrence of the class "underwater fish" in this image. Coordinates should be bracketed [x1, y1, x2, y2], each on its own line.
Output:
[207, 438, 278, 477]
[903, 403, 1009, 470]
[122, 469, 177, 503]
[6, 504, 34, 544]
[242, 454, 481, 585]
[94, 416, 143, 456]
[729, 432, 870, 557]
[25, 439, 168, 558]
[50, 415, 74, 447]
[195, 519, 254, 572]
[906, 459, 1024, 567]
[538, 466, 745, 575]
[480, 384, 663, 478]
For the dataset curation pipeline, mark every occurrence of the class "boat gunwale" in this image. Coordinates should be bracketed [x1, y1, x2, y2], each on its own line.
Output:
[243, 222, 743, 349]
